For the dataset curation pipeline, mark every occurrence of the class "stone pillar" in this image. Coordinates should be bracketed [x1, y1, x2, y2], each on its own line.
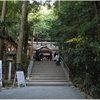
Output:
[8, 61, 12, 82]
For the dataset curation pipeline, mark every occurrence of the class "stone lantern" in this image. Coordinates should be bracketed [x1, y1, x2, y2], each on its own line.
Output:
[5, 43, 16, 82]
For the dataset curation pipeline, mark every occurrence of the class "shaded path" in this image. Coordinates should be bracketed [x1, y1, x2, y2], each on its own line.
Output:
[0, 61, 87, 99]
[0, 86, 86, 99]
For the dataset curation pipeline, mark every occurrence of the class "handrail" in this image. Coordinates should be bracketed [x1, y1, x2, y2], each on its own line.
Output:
[61, 56, 70, 72]
[61, 56, 70, 81]
[26, 59, 34, 80]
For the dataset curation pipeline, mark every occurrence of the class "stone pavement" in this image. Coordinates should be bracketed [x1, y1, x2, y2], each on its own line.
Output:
[0, 86, 86, 99]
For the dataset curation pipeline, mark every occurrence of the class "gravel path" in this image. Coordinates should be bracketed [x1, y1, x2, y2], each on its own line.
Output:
[0, 86, 86, 99]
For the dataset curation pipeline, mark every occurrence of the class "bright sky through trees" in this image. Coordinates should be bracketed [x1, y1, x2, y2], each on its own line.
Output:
[29, 0, 56, 5]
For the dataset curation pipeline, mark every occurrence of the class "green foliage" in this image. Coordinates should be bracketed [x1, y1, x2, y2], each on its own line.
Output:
[49, 1, 100, 98]
[6, 1, 22, 20]
[90, 84, 100, 93]
[66, 36, 84, 43]
[12, 53, 29, 74]
[21, 52, 29, 74]
[28, 4, 54, 39]
[0, 20, 5, 27]
[73, 77, 82, 84]
[1, 0, 100, 98]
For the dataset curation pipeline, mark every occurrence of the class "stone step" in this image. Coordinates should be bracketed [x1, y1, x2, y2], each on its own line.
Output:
[33, 65, 61, 69]
[32, 68, 63, 71]
[32, 66, 63, 69]
[32, 68, 62, 70]
[26, 82, 73, 86]
[32, 66, 61, 68]
[31, 73, 66, 75]
[32, 71, 64, 73]
[27, 79, 69, 82]
[30, 75, 66, 77]
[30, 77, 67, 80]
[27, 61, 71, 86]
[32, 68, 63, 70]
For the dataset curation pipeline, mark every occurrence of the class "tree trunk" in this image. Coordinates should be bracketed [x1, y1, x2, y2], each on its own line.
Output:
[23, 11, 28, 54]
[94, 1, 100, 34]
[58, 0, 60, 11]
[30, 36, 34, 60]
[0, 1, 7, 60]
[16, 1, 27, 70]
[94, 1, 99, 18]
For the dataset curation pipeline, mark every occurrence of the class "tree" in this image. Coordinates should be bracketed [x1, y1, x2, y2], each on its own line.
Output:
[16, 1, 27, 70]
[0, 1, 7, 60]
[49, 1, 100, 98]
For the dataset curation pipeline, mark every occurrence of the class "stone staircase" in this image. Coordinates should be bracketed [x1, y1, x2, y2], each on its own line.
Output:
[26, 61, 73, 86]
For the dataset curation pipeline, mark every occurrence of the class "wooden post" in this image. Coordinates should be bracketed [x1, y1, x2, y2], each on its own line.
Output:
[30, 36, 33, 60]
[30, 28, 35, 60]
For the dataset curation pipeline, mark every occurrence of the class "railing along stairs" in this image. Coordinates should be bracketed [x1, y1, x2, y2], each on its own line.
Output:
[26, 59, 34, 81]
[60, 56, 70, 81]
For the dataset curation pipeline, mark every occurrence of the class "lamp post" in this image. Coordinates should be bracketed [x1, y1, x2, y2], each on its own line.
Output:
[6, 44, 16, 82]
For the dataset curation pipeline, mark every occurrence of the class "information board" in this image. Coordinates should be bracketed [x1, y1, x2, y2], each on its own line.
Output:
[13, 71, 26, 88]
[0, 60, 2, 90]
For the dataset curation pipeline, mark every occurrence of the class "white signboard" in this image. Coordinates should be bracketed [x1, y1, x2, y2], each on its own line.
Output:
[0, 60, 2, 89]
[13, 71, 26, 88]
[16, 71, 26, 84]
